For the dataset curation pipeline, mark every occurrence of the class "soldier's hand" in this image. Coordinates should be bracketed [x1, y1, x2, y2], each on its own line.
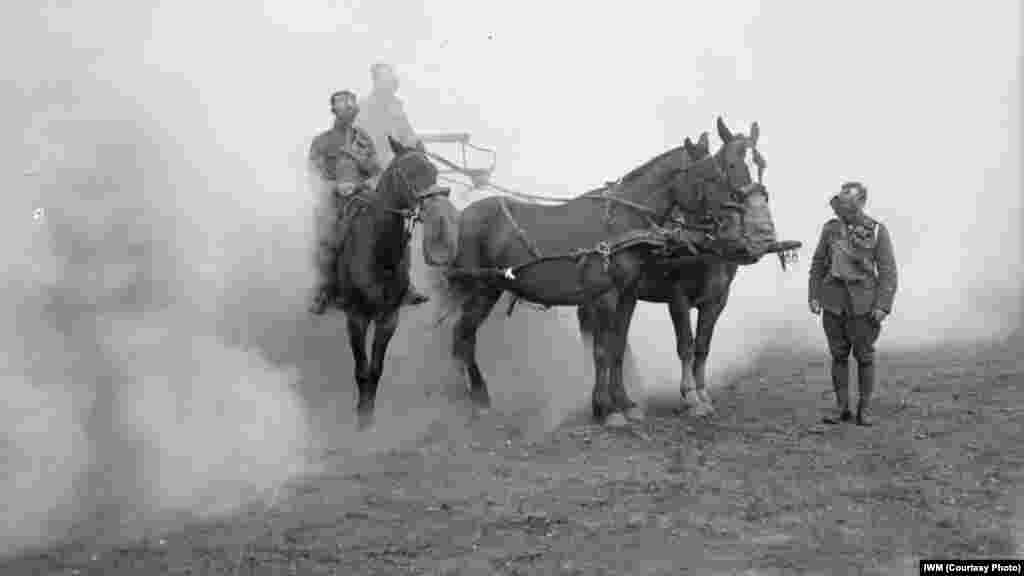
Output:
[809, 299, 822, 315]
[871, 308, 888, 324]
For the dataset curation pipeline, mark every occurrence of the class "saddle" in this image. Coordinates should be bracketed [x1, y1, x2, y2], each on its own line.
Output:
[331, 180, 374, 250]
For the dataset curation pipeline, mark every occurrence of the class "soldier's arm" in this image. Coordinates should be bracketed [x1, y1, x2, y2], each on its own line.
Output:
[872, 223, 898, 313]
[808, 221, 833, 303]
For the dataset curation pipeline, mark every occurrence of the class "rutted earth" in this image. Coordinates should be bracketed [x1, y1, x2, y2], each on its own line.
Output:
[5, 334, 1023, 575]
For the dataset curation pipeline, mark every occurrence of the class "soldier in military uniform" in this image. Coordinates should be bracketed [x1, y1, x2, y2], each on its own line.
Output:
[808, 181, 898, 426]
[308, 89, 382, 314]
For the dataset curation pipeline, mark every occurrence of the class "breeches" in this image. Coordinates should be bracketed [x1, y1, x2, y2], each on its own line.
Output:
[823, 310, 880, 365]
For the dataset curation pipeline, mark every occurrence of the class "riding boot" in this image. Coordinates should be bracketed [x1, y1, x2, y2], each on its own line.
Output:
[855, 361, 875, 427]
[822, 359, 853, 424]
[309, 284, 332, 315]
[310, 243, 339, 315]
[402, 285, 430, 307]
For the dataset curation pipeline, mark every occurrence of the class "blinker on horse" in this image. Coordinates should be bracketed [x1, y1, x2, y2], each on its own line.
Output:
[334, 136, 450, 430]
[429, 136, 764, 426]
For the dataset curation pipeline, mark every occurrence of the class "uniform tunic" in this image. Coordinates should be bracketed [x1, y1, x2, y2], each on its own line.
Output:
[808, 215, 898, 363]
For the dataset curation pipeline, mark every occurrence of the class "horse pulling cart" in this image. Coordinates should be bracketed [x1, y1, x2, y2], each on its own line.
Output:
[342, 121, 802, 430]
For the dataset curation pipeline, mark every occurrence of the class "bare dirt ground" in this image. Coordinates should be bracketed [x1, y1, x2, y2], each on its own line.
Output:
[5, 332, 1023, 575]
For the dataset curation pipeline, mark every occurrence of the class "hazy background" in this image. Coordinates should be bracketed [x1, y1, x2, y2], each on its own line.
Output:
[3, 0, 1020, 559]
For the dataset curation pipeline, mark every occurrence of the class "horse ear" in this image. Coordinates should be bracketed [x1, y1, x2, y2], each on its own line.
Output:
[388, 135, 405, 156]
[698, 132, 710, 152]
[716, 116, 733, 143]
[683, 137, 694, 153]
[749, 121, 760, 145]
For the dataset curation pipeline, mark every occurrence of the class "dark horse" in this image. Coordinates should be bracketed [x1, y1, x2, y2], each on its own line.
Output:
[335, 136, 450, 429]
[430, 138, 776, 426]
[578, 117, 798, 419]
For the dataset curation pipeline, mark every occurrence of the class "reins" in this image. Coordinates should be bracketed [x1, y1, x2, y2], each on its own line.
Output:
[338, 150, 452, 241]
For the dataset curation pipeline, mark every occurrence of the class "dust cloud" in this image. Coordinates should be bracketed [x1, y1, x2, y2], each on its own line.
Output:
[3, 3, 318, 559]
[2, 0, 1021, 560]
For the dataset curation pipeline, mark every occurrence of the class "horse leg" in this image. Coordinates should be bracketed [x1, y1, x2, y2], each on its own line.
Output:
[577, 304, 596, 390]
[356, 308, 400, 430]
[610, 294, 643, 421]
[668, 293, 702, 414]
[693, 300, 727, 416]
[453, 287, 502, 411]
[621, 334, 644, 418]
[345, 312, 374, 429]
[589, 297, 617, 425]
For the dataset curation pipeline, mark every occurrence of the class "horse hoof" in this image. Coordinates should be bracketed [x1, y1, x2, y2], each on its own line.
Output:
[697, 389, 713, 405]
[693, 403, 714, 418]
[604, 413, 629, 428]
[470, 393, 492, 411]
[625, 406, 646, 421]
[679, 390, 697, 407]
[357, 411, 375, 431]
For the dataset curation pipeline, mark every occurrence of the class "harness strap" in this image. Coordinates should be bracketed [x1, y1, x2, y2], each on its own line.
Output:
[449, 224, 682, 289]
[498, 196, 544, 259]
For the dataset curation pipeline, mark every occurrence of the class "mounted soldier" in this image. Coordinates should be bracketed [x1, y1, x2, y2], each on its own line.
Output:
[356, 62, 430, 306]
[308, 89, 382, 314]
[809, 181, 898, 426]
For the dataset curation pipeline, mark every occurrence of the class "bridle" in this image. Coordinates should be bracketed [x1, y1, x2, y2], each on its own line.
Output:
[341, 149, 451, 239]
[586, 152, 731, 234]
[683, 138, 768, 248]
[597, 146, 764, 250]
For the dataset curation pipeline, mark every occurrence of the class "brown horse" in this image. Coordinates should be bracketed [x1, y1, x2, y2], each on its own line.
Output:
[335, 136, 451, 429]
[429, 139, 777, 426]
[578, 117, 799, 419]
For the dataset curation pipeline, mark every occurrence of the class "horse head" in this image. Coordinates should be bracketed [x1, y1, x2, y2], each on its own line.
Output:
[385, 136, 459, 266]
[707, 116, 778, 264]
[383, 136, 450, 210]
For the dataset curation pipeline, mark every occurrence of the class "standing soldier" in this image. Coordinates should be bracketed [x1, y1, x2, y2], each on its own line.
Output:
[356, 62, 429, 306]
[808, 181, 898, 426]
[308, 89, 381, 315]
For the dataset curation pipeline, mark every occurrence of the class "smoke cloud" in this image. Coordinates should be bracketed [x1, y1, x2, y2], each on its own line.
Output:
[2, 2, 320, 558]
[3, 0, 1020, 559]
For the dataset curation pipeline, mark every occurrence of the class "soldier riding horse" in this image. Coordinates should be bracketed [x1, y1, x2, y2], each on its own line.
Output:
[309, 89, 429, 315]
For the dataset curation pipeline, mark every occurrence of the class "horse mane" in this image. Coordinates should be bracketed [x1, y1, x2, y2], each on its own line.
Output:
[620, 145, 688, 185]
[579, 145, 694, 197]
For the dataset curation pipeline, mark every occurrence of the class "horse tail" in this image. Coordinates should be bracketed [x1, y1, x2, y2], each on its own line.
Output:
[424, 197, 507, 327]
[425, 263, 470, 328]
